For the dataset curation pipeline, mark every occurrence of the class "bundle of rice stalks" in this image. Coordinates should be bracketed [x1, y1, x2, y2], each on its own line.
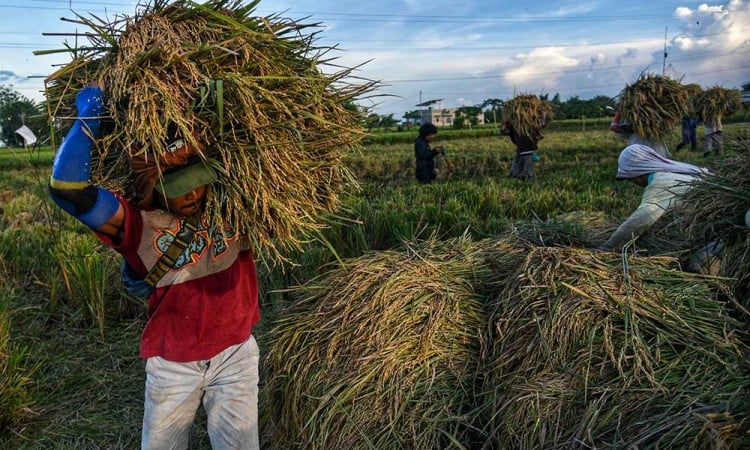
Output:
[261, 236, 511, 449]
[38, 0, 376, 263]
[479, 245, 750, 449]
[694, 86, 743, 123]
[616, 73, 688, 140]
[683, 82, 702, 115]
[262, 233, 750, 448]
[502, 94, 554, 138]
[676, 137, 750, 305]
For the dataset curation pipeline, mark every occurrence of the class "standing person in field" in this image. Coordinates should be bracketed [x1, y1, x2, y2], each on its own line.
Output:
[500, 120, 541, 180]
[598, 144, 709, 252]
[414, 122, 445, 184]
[703, 116, 723, 157]
[675, 114, 699, 152]
[49, 84, 261, 449]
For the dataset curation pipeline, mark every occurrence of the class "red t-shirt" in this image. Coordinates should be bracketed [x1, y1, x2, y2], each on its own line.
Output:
[96, 197, 260, 362]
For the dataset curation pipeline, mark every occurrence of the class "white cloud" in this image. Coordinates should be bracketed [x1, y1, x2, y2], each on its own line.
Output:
[665, 0, 750, 86]
[504, 47, 579, 86]
[675, 7, 693, 18]
[697, 3, 726, 14]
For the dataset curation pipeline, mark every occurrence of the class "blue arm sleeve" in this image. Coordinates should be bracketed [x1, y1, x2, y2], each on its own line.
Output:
[49, 86, 120, 229]
[50, 86, 104, 186]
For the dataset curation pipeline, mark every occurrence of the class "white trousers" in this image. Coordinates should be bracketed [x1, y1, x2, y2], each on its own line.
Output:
[141, 335, 260, 450]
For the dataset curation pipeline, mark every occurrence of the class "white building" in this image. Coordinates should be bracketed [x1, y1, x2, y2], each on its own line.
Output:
[416, 99, 484, 127]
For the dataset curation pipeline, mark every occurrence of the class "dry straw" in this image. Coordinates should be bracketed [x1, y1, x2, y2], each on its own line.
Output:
[262, 235, 494, 448]
[677, 136, 750, 305]
[479, 245, 748, 449]
[616, 73, 689, 140]
[261, 234, 750, 448]
[694, 86, 743, 123]
[502, 94, 554, 138]
[38, 0, 377, 263]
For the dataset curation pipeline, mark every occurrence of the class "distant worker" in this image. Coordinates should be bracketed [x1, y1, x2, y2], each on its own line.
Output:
[414, 123, 445, 184]
[703, 116, 723, 157]
[675, 115, 699, 152]
[599, 144, 709, 252]
[500, 120, 541, 180]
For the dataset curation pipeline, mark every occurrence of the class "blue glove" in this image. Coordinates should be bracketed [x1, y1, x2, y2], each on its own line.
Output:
[532, 152, 540, 162]
[120, 261, 154, 299]
[51, 86, 105, 185]
[50, 85, 119, 229]
[75, 85, 104, 119]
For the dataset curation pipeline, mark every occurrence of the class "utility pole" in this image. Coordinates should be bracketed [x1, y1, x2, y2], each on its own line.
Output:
[662, 26, 668, 76]
[419, 90, 422, 104]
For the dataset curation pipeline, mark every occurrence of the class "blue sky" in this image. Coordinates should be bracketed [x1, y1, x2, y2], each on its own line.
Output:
[1, 0, 748, 119]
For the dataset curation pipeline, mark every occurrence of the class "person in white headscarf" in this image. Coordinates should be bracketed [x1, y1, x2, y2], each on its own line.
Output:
[599, 144, 710, 251]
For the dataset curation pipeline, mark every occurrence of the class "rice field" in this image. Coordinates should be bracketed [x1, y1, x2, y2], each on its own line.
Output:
[1, 123, 749, 448]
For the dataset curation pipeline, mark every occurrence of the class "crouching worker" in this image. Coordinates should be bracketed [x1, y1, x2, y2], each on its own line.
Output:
[598, 144, 710, 253]
[49, 84, 261, 449]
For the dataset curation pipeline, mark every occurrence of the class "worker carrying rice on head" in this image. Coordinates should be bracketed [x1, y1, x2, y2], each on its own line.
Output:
[500, 120, 542, 180]
[610, 74, 691, 158]
[598, 144, 711, 253]
[500, 94, 552, 180]
[42, 0, 374, 446]
[49, 83, 262, 448]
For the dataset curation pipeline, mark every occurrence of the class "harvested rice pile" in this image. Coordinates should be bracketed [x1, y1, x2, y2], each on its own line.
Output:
[39, 0, 375, 262]
[262, 235, 750, 449]
[616, 74, 689, 140]
[502, 94, 554, 138]
[677, 136, 750, 305]
[480, 245, 748, 449]
[262, 236, 495, 448]
[694, 86, 743, 123]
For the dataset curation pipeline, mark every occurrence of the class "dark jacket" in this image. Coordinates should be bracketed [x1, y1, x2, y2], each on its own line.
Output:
[501, 121, 539, 153]
[414, 136, 441, 183]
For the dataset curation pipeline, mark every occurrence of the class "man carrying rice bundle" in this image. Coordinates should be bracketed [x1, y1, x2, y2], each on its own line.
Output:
[500, 94, 552, 180]
[610, 74, 690, 158]
[695, 86, 742, 158]
[50, 84, 261, 449]
[43, 1, 373, 448]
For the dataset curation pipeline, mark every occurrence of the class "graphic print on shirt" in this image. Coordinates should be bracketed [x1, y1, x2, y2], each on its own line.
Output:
[152, 218, 237, 270]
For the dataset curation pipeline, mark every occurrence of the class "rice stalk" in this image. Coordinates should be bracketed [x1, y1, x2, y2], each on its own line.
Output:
[39, 0, 378, 264]
[616, 73, 689, 140]
[502, 94, 554, 139]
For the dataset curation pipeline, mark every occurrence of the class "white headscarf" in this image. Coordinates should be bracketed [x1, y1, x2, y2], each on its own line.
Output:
[615, 144, 709, 180]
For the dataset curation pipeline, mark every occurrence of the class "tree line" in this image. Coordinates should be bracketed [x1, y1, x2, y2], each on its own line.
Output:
[366, 83, 750, 131]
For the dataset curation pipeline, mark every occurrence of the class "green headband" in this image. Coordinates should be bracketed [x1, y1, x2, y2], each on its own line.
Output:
[155, 160, 218, 199]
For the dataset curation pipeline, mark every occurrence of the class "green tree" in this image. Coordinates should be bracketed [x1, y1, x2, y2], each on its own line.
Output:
[379, 113, 398, 131]
[364, 113, 381, 131]
[456, 106, 481, 129]
[480, 98, 504, 124]
[402, 110, 421, 129]
[0, 85, 44, 146]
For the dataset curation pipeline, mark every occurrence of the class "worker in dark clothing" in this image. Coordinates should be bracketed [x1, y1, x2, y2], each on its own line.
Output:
[675, 115, 699, 152]
[414, 123, 444, 184]
[500, 120, 541, 180]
